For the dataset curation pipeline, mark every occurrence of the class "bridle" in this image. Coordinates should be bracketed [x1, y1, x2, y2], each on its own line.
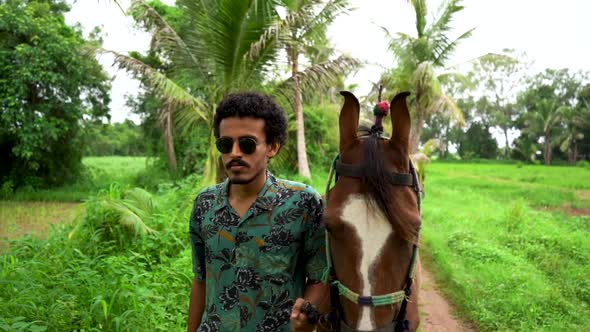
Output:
[319, 130, 423, 332]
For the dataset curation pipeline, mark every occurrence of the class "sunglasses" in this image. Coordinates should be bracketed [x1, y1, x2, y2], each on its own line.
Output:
[215, 137, 262, 155]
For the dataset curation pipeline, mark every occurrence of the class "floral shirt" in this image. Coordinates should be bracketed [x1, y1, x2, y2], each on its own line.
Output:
[189, 172, 327, 332]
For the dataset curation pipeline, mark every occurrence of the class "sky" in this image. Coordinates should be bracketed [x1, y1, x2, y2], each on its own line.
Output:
[65, 0, 590, 130]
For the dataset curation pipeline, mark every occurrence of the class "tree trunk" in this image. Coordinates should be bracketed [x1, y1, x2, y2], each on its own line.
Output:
[503, 127, 510, 159]
[291, 46, 311, 179]
[543, 132, 552, 165]
[162, 112, 177, 171]
[410, 105, 424, 154]
[571, 140, 578, 165]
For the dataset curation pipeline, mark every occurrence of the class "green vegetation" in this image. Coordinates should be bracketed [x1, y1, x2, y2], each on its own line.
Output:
[81, 120, 148, 156]
[421, 163, 590, 331]
[0, 182, 196, 331]
[4, 157, 154, 202]
[0, 0, 111, 189]
[1, 0, 590, 330]
[2, 162, 588, 331]
[0, 201, 80, 249]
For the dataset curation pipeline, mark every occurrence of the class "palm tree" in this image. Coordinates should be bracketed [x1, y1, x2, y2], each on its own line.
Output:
[101, 0, 281, 183]
[520, 85, 563, 165]
[519, 69, 581, 165]
[556, 104, 590, 164]
[382, 0, 472, 152]
[250, 0, 359, 178]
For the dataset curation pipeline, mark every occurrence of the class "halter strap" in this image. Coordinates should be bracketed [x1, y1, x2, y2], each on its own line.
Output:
[330, 246, 419, 307]
[335, 161, 415, 187]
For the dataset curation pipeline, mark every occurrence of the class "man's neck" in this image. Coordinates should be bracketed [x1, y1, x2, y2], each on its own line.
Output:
[229, 171, 267, 200]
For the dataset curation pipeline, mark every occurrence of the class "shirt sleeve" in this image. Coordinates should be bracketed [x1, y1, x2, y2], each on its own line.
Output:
[303, 190, 328, 283]
[189, 195, 207, 281]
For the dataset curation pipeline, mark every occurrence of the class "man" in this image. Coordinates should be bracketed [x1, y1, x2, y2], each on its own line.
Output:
[187, 92, 328, 332]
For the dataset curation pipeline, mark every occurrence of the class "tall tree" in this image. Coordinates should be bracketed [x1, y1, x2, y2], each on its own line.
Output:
[382, 0, 472, 153]
[253, 0, 359, 178]
[105, 0, 282, 183]
[556, 82, 590, 164]
[518, 69, 579, 165]
[469, 50, 529, 158]
[0, 0, 110, 188]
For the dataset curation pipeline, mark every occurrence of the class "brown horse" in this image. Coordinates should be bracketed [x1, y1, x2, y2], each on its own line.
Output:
[322, 91, 422, 331]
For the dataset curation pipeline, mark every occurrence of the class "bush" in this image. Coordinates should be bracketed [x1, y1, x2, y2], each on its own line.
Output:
[0, 175, 200, 330]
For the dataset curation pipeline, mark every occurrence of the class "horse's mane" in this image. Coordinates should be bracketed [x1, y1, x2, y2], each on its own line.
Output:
[360, 135, 419, 243]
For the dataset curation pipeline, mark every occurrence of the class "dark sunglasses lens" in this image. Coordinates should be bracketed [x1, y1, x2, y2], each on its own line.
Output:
[216, 137, 233, 154]
[239, 138, 257, 154]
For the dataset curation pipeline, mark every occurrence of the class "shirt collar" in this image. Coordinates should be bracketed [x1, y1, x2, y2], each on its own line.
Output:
[214, 171, 278, 212]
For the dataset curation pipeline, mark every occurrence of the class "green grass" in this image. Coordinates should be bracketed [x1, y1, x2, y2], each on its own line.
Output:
[0, 202, 81, 247]
[7, 156, 150, 202]
[1, 161, 589, 331]
[420, 162, 590, 331]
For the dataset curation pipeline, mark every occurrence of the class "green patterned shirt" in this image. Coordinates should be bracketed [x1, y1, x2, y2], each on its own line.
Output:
[189, 172, 326, 332]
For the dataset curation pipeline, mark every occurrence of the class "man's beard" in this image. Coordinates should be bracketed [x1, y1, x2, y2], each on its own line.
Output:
[225, 159, 264, 185]
[228, 167, 265, 185]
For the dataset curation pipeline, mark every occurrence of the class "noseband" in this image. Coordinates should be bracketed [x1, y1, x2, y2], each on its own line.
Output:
[320, 132, 423, 332]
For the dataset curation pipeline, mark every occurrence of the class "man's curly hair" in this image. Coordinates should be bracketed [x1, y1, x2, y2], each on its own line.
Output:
[213, 92, 287, 148]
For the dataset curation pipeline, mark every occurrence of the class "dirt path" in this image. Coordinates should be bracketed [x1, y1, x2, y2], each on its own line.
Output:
[419, 265, 475, 332]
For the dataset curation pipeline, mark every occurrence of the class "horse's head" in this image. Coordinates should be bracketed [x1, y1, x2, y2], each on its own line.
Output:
[324, 91, 421, 330]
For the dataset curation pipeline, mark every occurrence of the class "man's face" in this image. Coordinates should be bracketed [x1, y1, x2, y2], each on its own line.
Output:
[218, 116, 279, 185]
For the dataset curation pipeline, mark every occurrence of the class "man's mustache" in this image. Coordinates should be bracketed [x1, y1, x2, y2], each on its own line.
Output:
[226, 159, 250, 168]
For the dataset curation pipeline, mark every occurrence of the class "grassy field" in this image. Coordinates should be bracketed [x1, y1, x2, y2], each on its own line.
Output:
[1, 156, 150, 249]
[419, 163, 590, 331]
[1, 159, 589, 331]
[0, 201, 81, 249]
[7, 156, 150, 202]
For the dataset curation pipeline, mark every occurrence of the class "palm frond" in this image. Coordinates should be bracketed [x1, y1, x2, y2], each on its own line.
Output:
[430, 94, 465, 125]
[129, 0, 200, 69]
[432, 27, 474, 65]
[299, 0, 352, 40]
[244, 10, 299, 62]
[408, 0, 428, 37]
[101, 49, 210, 122]
[102, 198, 156, 236]
[281, 54, 361, 100]
[429, 0, 464, 37]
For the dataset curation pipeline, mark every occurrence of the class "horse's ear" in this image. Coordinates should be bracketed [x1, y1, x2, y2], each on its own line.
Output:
[389, 92, 411, 154]
[339, 91, 360, 150]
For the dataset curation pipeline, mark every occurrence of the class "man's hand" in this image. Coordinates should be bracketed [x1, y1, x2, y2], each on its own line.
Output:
[290, 298, 316, 332]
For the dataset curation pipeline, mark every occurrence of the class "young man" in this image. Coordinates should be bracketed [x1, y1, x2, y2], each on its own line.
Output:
[187, 92, 328, 332]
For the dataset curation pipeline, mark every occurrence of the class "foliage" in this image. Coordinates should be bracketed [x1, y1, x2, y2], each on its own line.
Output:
[264, 0, 358, 178]
[270, 103, 340, 173]
[2, 162, 589, 331]
[110, 0, 289, 182]
[3, 157, 154, 202]
[517, 69, 582, 165]
[0, 177, 199, 331]
[468, 50, 529, 158]
[457, 122, 498, 159]
[81, 120, 148, 156]
[0, 0, 111, 189]
[380, 0, 472, 152]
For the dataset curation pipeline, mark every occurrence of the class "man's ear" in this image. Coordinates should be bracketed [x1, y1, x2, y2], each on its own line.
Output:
[267, 142, 280, 159]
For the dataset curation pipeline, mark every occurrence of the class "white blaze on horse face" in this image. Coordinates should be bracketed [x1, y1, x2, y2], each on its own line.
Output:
[340, 194, 393, 330]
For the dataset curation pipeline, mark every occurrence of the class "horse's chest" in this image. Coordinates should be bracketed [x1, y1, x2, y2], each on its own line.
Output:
[340, 195, 393, 330]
